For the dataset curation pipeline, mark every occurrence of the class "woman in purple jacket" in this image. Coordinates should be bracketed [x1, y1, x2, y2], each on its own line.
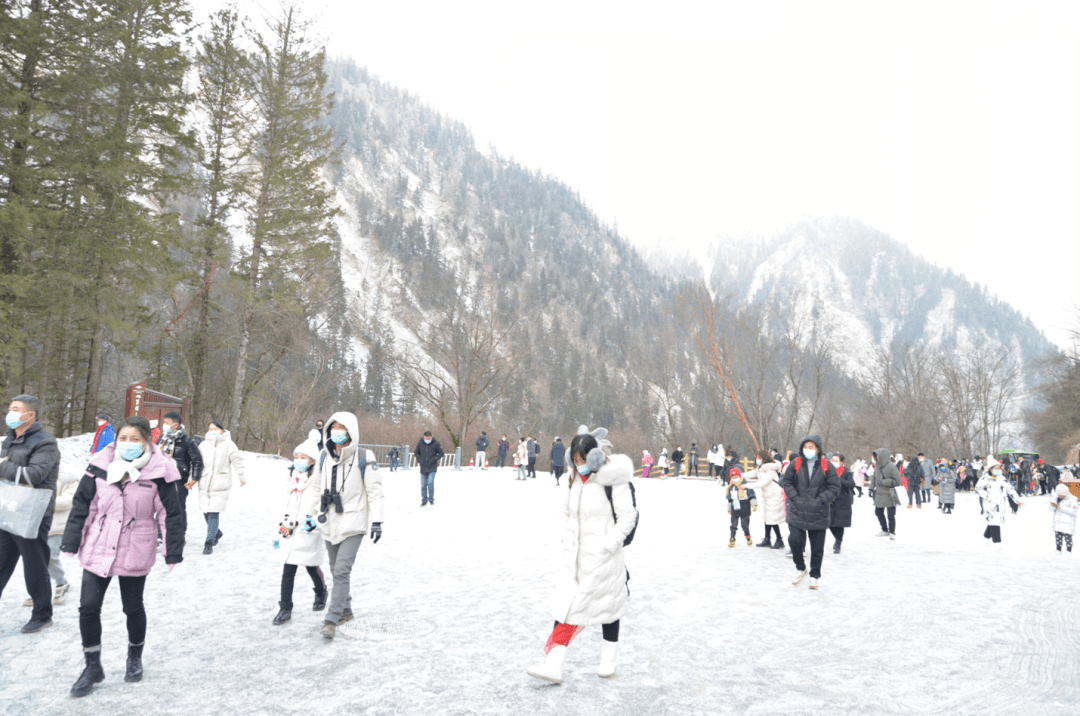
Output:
[62, 416, 184, 697]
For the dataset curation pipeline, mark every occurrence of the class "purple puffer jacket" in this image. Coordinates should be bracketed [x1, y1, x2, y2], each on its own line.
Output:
[62, 443, 185, 577]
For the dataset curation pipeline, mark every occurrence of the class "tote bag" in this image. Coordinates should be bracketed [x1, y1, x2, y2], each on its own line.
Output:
[0, 468, 52, 539]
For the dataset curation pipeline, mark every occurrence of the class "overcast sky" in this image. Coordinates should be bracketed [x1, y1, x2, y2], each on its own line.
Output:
[196, 0, 1080, 348]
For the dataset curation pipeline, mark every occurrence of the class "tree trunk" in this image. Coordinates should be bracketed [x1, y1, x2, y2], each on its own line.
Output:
[81, 293, 106, 432]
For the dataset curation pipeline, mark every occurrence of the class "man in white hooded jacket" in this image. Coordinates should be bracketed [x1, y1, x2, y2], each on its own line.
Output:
[311, 411, 383, 639]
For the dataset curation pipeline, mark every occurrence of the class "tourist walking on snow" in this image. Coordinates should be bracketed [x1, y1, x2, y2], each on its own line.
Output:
[527, 427, 636, 684]
[157, 411, 203, 532]
[780, 435, 841, 589]
[527, 436, 539, 478]
[976, 458, 1021, 546]
[91, 414, 114, 454]
[196, 421, 245, 555]
[313, 412, 383, 640]
[414, 431, 444, 506]
[657, 448, 668, 479]
[1050, 484, 1078, 553]
[23, 474, 76, 608]
[707, 445, 721, 478]
[726, 468, 756, 547]
[496, 435, 509, 468]
[688, 443, 699, 477]
[550, 437, 566, 485]
[919, 453, 934, 504]
[871, 448, 903, 539]
[935, 462, 958, 513]
[741, 450, 786, 549]
[272, 439, 328, 625]
[671, 445, 684, 478]
[905, 455, 924, 508]
[641, 450, 653, 478]
[475, 431, 489, 469]
[63, 416, 184, 697]
[829, 454, 854, 554]
[515, 438, 528, 480]
[0, 395, 60, 635]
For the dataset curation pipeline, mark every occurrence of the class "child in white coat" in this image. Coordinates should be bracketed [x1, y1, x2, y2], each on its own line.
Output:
[272, 440, 327, 625]
[1050, 484, 1079, 553]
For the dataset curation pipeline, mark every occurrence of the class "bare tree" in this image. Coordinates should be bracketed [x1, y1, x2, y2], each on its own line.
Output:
[396, 286, 520, 449]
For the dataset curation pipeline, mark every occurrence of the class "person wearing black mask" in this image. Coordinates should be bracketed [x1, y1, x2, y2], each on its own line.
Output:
[158, 411, 203, 532]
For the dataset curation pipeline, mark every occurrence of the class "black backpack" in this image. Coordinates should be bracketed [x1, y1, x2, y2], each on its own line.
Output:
[604, 483, 639, 546]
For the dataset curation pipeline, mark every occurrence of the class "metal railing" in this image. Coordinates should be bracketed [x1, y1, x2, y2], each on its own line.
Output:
[352, 443, 457, 469]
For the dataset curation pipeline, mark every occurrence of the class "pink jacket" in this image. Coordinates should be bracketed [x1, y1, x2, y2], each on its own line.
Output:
[62, 443, 184, 578]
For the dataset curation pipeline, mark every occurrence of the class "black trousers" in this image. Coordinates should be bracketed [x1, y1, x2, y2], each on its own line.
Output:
[552, 465, 565, 481]
[689, 461, 698, 476]
[788, 528, 827, 579]
[79, 569, 147, 648]
[729, 511, 751, 538]
[830, 526, 845, 544]
[527, 458, 537, 478]
[984, 525, 1002, 543]
[907, 487, 922, 505]
[280, 564, 326, 608]
[0, 515, 53, 622]
[496, 453, 507, 468]
[875, 506, 896, 534]
[177, 482, 190, 533]
[764, 524, 784, 543]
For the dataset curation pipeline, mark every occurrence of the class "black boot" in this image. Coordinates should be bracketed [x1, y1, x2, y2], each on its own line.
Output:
[313, 587, 328, 612]
[772, 538, 785, 550]
[203, 541, 213, 555]
[214, 529, 223, 545]
[756, 537, 773, 548]
[71, 649, 105, 697]
[833, 540, 842, 554]
[125, 642, 144, 682]
[272, 603, 292, 625]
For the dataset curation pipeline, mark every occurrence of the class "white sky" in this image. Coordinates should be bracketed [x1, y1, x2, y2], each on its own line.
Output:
[196, 0, 1080, 348]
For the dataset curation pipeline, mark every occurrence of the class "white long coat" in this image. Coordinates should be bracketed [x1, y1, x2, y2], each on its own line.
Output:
[976, 473, 1020, 526]
[740, 461, 786, 525]
[552, 453, 636, 626]
[311, 411, 384, 546]
[278, 468, 326, 567]
[1050, 496, 1079, 535]
[197, 430, 244, 513]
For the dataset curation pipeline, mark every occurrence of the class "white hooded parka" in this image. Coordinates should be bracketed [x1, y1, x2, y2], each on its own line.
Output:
[311, 412, 384, 546]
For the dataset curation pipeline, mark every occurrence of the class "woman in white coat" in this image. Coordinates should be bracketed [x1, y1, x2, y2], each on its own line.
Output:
[741, 449, 786, 549]
[272, 440, 328, 625]
[195, 421, 245, 555]
[527, 427, 636, 685]
[975, 457, 1021, 546]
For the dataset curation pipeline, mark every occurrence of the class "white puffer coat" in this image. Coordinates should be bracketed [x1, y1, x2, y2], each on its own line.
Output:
[976, 460, 1020, 526]
[741, 461, 786, 525]
[278, 467, 325, 567]
[1050, 495, 1079, 535]
[551, 453, 636, 626]
[312, 412, 383, 546]
[197, 430, 244, 513]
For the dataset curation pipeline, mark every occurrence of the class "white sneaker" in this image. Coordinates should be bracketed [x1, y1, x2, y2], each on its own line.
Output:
[875, 531, 890, 537]
[53, 582, 71, 605]
[809, 577, 818, 590]
[792, 569, 807, 585]
[597, 640, 618, 678]
[527, 644, 567, 684]
[889, 533, 896, 540]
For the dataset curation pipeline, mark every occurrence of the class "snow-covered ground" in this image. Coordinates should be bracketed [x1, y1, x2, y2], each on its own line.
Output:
[3, 451, 1080, 715]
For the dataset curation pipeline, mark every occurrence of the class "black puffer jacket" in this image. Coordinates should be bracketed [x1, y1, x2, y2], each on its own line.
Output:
[829, 466, 856, 528]
[905, 458, 924, 489]
[414, 438, 445, 473]
[158, 429, 204, 482]
[0, 421, 61, 521]
[781, 435, 841, 530]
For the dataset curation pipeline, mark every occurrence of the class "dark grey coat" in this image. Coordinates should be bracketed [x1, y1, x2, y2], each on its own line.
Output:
[781, 435, 842, 531]
[829, 467, 856, 528]
[871, 448, 904, 508]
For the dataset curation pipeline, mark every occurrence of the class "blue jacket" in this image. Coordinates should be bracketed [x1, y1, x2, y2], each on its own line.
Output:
[91, 423, 115, 454]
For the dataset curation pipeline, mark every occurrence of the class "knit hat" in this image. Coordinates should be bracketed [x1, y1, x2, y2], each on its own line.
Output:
[729, 467, 742, 480]
[1057, 484, 1071, 498]
[294, 439, 320, 461]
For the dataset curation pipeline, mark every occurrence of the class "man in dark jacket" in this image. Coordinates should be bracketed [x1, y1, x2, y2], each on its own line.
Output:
[1043, 461, 1061, 493]
[781, 434, 841, 589]
[496, 435, 509, 468]
[0, 395, 60, 633]
[158, 411, 203, 532]
[688, 443, 699, 477]
[474, 431, 489, 470]
[905, 456, 924, 508]
[671, 446, 685, 478]
[550, 437, 566, 485]
[414, 431, 445, 507]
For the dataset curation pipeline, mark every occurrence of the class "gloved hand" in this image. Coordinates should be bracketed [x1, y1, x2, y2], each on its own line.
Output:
[370, 522, 382, 543]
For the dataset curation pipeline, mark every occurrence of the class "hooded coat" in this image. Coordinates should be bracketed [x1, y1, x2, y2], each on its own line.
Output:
[780, 435, 841, 531]
[937, 466, 958, 504]
[829, 465, 855, 528]
[278, 464, 325, 567]
[871, 448, 904, 508]
[62, 443, 184, 577]
[976, 458, 1020, 526]
[197, 429, 244, 513]
[1051, 492, 1079, 535]
[741, 461, 786, 525]
[312, 412, 383, 545]
[552, 453, 636, 626]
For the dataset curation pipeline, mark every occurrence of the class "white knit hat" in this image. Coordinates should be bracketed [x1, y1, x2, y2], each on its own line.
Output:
[294, 439, 320, 461]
